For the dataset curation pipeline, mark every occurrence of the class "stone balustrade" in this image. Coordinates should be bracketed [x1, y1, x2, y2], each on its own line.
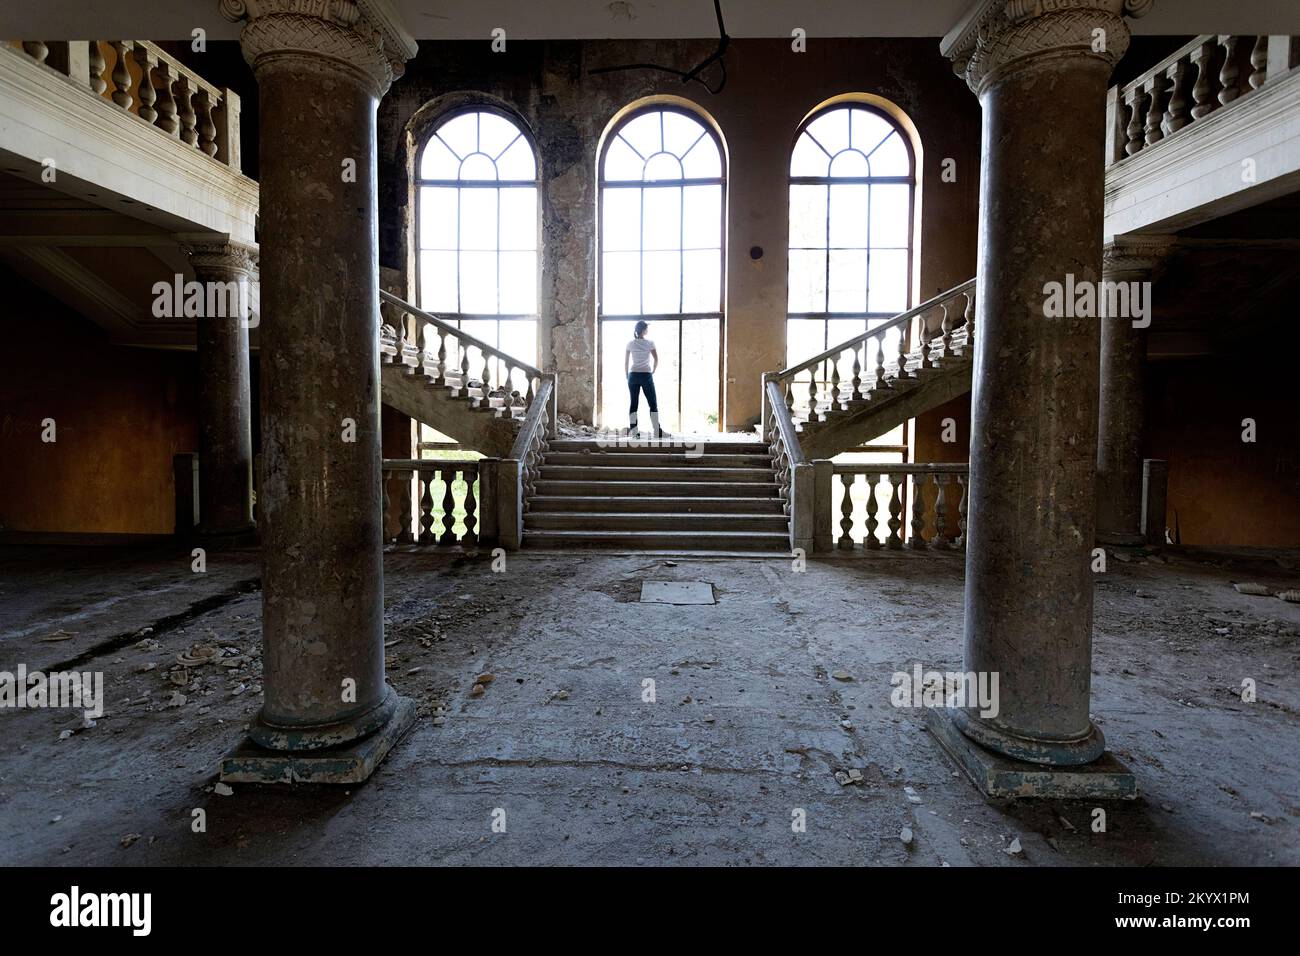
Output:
[771, 281, 977, 427]
[379, 291, 546, 411]
[762, 375, 808, 553]
[12, 39, 242, 169]
[381, 458, 497, 548]
[1108, 35, 1299, 165]
[813, 462, 968, 553]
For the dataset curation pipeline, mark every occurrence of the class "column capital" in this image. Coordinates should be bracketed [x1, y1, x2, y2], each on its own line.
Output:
[218, 0, 418, 98]
[1103, 234, 1175, 280]
[178, 234, 260, 279]
[941, 0, 1155, 96]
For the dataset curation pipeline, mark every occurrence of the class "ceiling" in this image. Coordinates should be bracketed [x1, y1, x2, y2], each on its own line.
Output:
[2, 0, 1298, 41]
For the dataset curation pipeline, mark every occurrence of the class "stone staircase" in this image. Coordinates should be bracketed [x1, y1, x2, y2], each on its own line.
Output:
[524, 440, 791, 552]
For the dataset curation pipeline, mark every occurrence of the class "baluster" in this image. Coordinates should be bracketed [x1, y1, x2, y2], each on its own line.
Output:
[1143, 74, 1166, 146]
[850, 343, 862, 402]
[480, 351, 493, 410]
[1218, 35, 1242, 105]
[1190, 40, 1219, 119]
[418, 470, 436, 545]
[435, 329, 448, 387]
[131, 46, 158, 124]
[963, 292, 975, 351]
[397, 469, 415, 544]
[908, 473, 927, 549]
[439, 466, 457, 545]
[463, 468, 479, 546]
[1162, 60, 1191, 134]
[874, 332, 887, 390]
[837, 473, 855, 550]
[109, 41, 133, 109]
[459, 342, 471, 398]
[23, 41, 49, 64]
[896, 322, 909, 382]
[886, 475, 903, 550]
[1249, 35, 1268, 90]
[784, 378, 794, 415]
[864, 474, 881, 550]
[88, 42, 107, 95]
[931, 473, 950, 550]
[955, 473, 969, 551]
[1123, 85, 1148, 155]
[940, 302, 953, 357]
[154, 62, 178, 135]
[807, 369, 819, 422]
[176, 76, 198, 146]
[196, 89, 219, 156]
[829, 358, 841, 412]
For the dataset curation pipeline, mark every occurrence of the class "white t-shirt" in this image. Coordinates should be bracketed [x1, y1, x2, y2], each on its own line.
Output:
[627, 337, 656, 373]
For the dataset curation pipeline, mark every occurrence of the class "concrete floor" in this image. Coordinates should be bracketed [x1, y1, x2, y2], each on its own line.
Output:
[1, 542, 1297, 866]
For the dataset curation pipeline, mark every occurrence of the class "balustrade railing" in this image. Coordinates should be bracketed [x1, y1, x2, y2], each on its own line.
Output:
[814, 462, 968, 553]
[769, 280, 977, 428]
[11, 39, 241, 169]
[382, 458, 497, 548]
[1108, 35, 1299, 165]
[762, 375, 807, 552]
[379, 291, 547, 413]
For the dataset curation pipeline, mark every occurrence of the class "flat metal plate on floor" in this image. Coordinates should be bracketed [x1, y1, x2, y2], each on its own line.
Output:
[639, 580, 716, 605]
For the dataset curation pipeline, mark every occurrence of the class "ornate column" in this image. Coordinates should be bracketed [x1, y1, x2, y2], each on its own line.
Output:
[216, 0, 418, 783]
[181, 237, 257, 539]
[929, 0, 1152, 794]
[1097, 235, 1173, 546]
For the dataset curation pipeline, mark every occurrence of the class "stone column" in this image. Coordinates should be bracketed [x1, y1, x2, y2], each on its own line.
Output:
[217, 0, 418, 783]
[1096, 236, 1173, 546]
[937, 0, 1150, 773]
[182, 238, 257, 538]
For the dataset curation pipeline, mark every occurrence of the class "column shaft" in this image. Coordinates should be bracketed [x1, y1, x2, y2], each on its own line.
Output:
[1096, 316, 1146, 544]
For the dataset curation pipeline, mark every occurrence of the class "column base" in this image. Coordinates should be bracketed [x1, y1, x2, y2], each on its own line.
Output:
[926, 708, 1136, 800]
[1096, 530, 1146, 548]
[219, 691, 416, 785]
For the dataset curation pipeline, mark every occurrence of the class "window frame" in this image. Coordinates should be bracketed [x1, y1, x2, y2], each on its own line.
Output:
[597, 103, 728, 433]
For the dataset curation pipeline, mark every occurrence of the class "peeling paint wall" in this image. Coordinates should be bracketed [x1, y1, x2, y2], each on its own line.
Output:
[378, 38, 981, 429]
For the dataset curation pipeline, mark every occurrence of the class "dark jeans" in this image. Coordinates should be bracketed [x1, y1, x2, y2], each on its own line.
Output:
[627, 372, 658, 414]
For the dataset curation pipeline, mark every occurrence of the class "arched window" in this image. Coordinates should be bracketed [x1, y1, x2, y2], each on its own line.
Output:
[787, 103, 914, 373]
[416, 108, 539, 384]
[599, 105, 725, 434]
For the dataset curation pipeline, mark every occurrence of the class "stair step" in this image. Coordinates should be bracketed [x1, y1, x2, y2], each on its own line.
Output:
[534, 480, 781, 498]
[544, 451, 770, 468]
[523, 529, 791, 552]
[530, 495, 786, 514]
[524, 512, 790, 532]
[546, 439, 762, 454]
[539, 465, 774, 482]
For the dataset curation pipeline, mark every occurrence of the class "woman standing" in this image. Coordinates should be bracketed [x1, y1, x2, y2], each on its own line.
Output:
[625, 320, 664, 439]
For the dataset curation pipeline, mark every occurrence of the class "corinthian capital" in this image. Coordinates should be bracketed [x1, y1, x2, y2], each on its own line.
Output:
[1103, 234, 1175, 280]
[178, 233, 260, 279]
[942, 0, 1155, 96]
[219, 0, 418, 98]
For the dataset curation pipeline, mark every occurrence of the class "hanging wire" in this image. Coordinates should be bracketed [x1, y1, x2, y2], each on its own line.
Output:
[588, 0, 730, 95]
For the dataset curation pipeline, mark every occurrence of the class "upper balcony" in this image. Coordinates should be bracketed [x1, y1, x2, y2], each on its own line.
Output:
[0, 39, 257, 345]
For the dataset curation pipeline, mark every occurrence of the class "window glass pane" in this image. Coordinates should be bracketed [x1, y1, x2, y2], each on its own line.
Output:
[601, 251, 640, 315]
[619, 113, 662, 159]
[789, 184, 826, 249]
[642, 251, 682, 313]
[788, 249, 827, 313]
[499, 187, 537, 251]
[829, 149, 870, 179]
[603, 136, 643, 181]
[459, 188, 497, 251]
[643, 185, 682, 251]
[682, 249, 721, 313]
[644, 153, 683, 182]
[437, 113, 477, 158]
[869, 183, 910, 248]
[418, 186, 457, 250]
[829, 183, 869, 248]
[680, 318, 720, 433]
[600, 319, 637, 427]
[497, 136, 536, 180]
[868, 249, 908, 314]
[497, 320, 538, 381]
[663, 110, 706, 158]
[828, 249, 868, 312]
[849, 108, 894, 155]
[806, 108, 849, 155]
[420, 136, 459, 179]
[459, 153, 496, 181]
[790, 132, 828, 177]
[419, 250, 457, 313]
[479, 112, 520, 160]
[458, 251, 496, 313]
[785, 318, 826, 368]
[869, 130, 911, 176]
[680, 134, 721, 179]
[682, 184, 721, 250]
[499, 252, 537, 313]
[602, 188, 640, 252]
